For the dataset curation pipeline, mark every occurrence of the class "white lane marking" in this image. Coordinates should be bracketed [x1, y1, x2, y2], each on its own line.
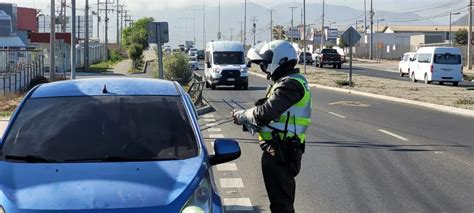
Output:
[217, 163, 238, 171]
[434, 151, 444, 154]
[206, 123, 217, 127]
[220, 178, 244, 188]
[223, 198, 254, 211]
[328, 112, 347, 119]
[378, 129, 409, 141]
[203, 118, 216, 122]
[209, 134, 224, 138]
[210, 141, 215, 147]
[203, 114, 214, 118]
[207, 128, 222, 132]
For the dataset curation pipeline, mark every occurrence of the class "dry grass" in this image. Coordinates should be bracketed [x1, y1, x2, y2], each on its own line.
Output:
[1, 93, 24, 117]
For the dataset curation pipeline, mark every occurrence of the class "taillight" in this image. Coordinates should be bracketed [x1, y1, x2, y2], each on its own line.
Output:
[430, 65, 433, 73]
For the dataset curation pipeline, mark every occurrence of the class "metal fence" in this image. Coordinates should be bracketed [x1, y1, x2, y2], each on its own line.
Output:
[187, 72, 205, 107]
[0, 49, 45, 95]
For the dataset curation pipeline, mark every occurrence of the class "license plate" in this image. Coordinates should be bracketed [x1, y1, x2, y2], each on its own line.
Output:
[227, 78, 235, 81]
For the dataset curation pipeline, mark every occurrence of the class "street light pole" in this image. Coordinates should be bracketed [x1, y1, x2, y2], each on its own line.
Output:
[85, 0, 90, 71]
[268, 9, 275, 41]
[450, 12, 461, 45]
[303, 0, 306, 74]
[369, 0, 374, 59]
[320, 0, 325, 50]
[218, 0, 221, 40]
[203, 0, 206, 49]
[376, 18, 385, 61]
[289, 6, 297, 44]
[71, 0, 76, 79]
[50, 0, 56, 80]
[244, 0, 247, 48]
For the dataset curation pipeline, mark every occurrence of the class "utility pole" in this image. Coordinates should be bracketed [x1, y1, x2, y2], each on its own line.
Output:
[251, 16, 257, 45]
[303, 0, 306, 74]
[268, 9, 275, 41]
[116, 0, 120, 48]
[180, 17, 193, 42]
[364, 0, 367, 34]
[450, 12, 461, 45]
[187, 8, 203, 46]
[97, 0, 100, 39]
[99, 0, 114, 60]
[71, 0, 77, 79]
[300, 8, 303, 26]
[218, 0, 221, 40]
[120, 6, 125, 46]
[320, 0, 325, 50]
[289, 6, 297, 44]
[369, 0, 374, 60]
[469, 0, 473, 69]
[50, 0, 56, 80]
[60, 0, 67, 32]
[229, 28, 234, 41]
[203, 0, 206, 49]
[238, 21, 244, 42]
[244, 0, 247, 48]
[85, 0, 90, 72]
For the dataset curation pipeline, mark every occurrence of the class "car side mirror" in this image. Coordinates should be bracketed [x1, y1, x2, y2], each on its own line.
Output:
[209, 139, 241, 166]
[246, 61, 252, 68]
[206, 62, 211, 68]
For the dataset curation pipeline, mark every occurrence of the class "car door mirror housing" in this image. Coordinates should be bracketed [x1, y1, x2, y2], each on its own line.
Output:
[209, 139, 241, 166]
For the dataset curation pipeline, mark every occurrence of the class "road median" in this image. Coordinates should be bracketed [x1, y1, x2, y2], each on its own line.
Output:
[249, 68, 474, 118]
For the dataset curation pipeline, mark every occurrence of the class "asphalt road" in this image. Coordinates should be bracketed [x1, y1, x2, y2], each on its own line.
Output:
[197, 69, 474, 212]
[301, 63, 474, 87]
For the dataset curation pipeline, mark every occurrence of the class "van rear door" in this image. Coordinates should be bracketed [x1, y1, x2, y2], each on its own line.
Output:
[433, 53, 462, 81]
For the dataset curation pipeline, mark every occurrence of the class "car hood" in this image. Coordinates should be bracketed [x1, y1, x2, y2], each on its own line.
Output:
[220, 64, 244, 70]
[0, 156, 204, 210]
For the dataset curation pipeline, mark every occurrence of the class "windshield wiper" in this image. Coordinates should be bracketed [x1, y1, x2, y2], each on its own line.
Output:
[3, 155, 58, 163]
[63, 156, 180, 162]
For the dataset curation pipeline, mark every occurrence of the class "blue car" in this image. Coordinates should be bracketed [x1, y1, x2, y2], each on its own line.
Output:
[0, 78, 241, 212]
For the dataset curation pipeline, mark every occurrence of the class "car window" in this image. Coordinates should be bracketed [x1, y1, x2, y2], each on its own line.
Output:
[321, 49, 338, 54]
[1, 96, 198, 162]
[417, 53, 432, 63]
[434, 53, 461, 65]
[213, 51, 244, 65]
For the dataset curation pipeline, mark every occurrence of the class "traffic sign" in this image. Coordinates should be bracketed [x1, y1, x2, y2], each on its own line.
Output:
[147, 22, 169, 44]
[341, 26, 361, 47]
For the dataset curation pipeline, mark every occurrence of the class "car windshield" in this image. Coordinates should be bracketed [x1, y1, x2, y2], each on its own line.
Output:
[1, 96, 198, 162]
[213, 51, 244, 65]
[190, 57, 197, 62]
[434, 53, 461, 65]
[322, 49, 338, 54]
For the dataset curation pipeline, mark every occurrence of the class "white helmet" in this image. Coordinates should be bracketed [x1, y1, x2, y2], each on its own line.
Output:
[247, 40, 297, 76]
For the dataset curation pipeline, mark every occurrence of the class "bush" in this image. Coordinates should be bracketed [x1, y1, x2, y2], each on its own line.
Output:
[335, 80, 353, 87]
[128, 43, 144, 69]
[28, 76, 49, 90]
[455, 98, 474, 105]
[109, 49, 122, 62]
[163, 52, 192, 85]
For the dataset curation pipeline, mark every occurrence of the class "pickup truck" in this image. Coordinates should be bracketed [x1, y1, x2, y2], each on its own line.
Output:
[313, 49, 342, 69]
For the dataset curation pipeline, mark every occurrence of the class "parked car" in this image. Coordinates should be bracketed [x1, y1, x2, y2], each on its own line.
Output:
[189, 56, 199, 70]
[298, 52, 313, 65]
[189, 48, 198, 57]
[398, 52, 415, 77]
[196, 50, 205, 60]
[0, 78, 241, 212]
[205, 41, 249, 90]
[409, 47, 463, 86]
[313, 48, 342, 68]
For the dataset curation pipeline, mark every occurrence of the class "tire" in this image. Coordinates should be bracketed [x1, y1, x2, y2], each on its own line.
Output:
[424, 74, 431, 84]
[205, 80, 210, 88]
[333, 64, 337, 68]
[211, 84, 216, 90]
[439, 81, 444, 85]
[243, 84, 249, 90]
[337, 64, 342, 69]
[399, 69, 404, 77]
[411, 72, 417, 82]
[453, 82, 459, 86]
[319, 63, 323, 68]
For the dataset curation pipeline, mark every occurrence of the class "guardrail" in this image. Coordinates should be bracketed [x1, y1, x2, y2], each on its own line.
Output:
[187, 72, 206, 107]
[1, 50, 45, 95]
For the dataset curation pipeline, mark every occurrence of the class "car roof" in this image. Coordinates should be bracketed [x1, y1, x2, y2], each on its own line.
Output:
[31, 78, 181, 98]
[207, 41, 244, 52]
[416, 47, 461, 54]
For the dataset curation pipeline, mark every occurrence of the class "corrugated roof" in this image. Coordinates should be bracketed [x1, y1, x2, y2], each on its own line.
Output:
[0, 36, 25, 48]
[384, 25, 469, 33]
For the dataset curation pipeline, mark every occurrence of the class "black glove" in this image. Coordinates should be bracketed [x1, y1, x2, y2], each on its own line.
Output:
[255, 98, 267, 106]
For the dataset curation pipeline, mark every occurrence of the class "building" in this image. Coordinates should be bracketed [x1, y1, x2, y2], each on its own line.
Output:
[382, 25, 468, 42]
[17, 7, 37, 33]
[38, 15, 93, 40]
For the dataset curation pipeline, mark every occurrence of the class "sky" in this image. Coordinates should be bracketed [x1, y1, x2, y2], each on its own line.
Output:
[2, 0, 466, 48]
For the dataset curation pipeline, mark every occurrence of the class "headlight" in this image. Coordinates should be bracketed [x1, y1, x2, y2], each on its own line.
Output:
[213, 67, 222, 73]
[181, 177, 212, 213]
[240, 67, 247, 73]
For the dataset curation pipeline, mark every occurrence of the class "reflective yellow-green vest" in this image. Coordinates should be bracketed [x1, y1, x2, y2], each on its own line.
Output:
[258, 74, 312, 144]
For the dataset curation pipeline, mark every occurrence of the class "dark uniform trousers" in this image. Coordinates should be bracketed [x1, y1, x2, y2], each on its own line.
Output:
[261, 147, 302, 213]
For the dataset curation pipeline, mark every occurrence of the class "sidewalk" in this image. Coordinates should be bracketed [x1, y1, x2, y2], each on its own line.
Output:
[0, 117, 9, 136]
[111, 49, 157, 75]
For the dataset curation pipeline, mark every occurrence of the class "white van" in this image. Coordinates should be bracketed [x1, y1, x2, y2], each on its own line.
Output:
[205, 41, 249, 90]
[398, 52, 415, 77]
[410, 47, 463, 86]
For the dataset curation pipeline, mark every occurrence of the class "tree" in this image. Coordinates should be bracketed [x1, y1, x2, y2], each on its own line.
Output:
[128, 43, 144, 69]
[454, 28, 468, 45]
[272, 25, 287, 40]
[338, 37, 348, 48]
[163, 52, 192, 85]
[122, 17, 154, 49]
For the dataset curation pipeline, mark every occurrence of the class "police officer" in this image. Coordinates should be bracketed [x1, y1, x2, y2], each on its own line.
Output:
[232, 40, 312, 213]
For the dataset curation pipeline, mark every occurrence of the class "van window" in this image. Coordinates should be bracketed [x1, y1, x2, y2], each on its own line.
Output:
[417, 53, 432, 63]
[403, 55, 409, 62]
[213, 52, 244, 65]
[434, 53, 461, 65]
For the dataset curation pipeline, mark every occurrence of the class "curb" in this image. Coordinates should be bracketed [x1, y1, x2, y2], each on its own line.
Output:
[249, 71, 474, 118]
[196, 97, 215, 115]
